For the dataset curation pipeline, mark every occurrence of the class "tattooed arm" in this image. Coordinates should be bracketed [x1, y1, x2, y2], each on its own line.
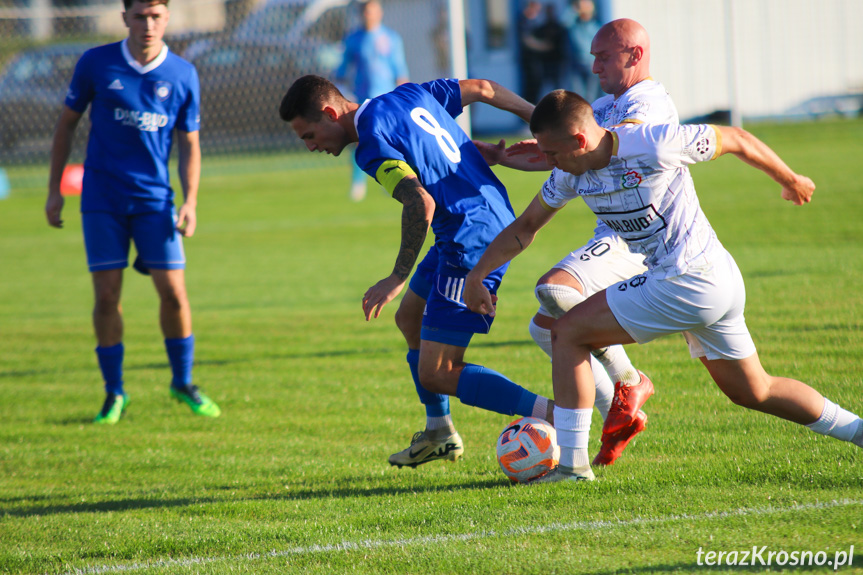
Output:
[362, 176, 436, 321]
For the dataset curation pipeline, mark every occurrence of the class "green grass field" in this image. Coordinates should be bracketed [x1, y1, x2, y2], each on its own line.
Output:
[1, 120, 862, 574]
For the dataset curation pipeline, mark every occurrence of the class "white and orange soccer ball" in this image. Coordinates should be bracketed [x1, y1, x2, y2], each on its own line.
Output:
[496, 416, 559, 483]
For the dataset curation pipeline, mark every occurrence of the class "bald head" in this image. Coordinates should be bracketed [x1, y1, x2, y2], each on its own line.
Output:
[590, 18, 651, 98]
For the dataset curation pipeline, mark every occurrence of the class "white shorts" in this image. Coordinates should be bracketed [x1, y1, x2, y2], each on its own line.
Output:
[606, 250, 757, 361]
[553, 229, 648, 298]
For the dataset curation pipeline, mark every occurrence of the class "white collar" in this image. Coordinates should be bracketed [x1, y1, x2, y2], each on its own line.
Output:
[354, 99, 372, 130]
[121, 39, 169, 74]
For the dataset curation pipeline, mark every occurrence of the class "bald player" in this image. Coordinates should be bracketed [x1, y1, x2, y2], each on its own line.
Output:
[485, 19, 678, 466]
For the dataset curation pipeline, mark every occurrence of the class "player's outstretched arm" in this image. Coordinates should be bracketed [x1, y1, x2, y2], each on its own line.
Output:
[459, 79, 534, 124]
[176, 130, 201, 237]
[715, 125, 815, 206]
[473, 138, 550, 172]
[464, 195, 557, 316]
[362, 176, 435, 321]
[46, 106, 82, 228]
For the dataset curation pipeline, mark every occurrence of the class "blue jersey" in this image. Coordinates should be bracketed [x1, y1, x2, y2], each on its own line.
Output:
[354, 79, 516, 270]
[66, 40, 200, 214]
[336, 25, 408, 100]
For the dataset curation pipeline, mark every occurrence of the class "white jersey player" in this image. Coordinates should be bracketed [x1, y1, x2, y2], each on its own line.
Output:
[464, 90, 863, 484]
[478, 19, 679, 467]
[545, 77, 679, 315]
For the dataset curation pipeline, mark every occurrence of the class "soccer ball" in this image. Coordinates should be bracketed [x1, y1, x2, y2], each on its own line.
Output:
[496, 416, 559, 483]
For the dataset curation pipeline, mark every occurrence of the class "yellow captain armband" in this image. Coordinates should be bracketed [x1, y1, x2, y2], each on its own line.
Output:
[707, 124, 723, 159]
[376, 160, 417, 196]
[538, 194, 559, 212]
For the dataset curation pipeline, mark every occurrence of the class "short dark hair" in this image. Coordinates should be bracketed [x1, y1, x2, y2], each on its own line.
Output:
[279, 75, 346, 123]
[530, 89, 593, 134]
[123, 0, 168, 10]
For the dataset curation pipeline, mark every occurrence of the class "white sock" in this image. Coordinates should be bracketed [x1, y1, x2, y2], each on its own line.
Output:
[427, 414, 454, 433]
[592, 345, 640, 385]
[806, 399, 863, 443]
[554, 406, 592, 470]
[528, 317, 554, 360]
[591, 356, 613, 420]
[531, 396, 550, 421]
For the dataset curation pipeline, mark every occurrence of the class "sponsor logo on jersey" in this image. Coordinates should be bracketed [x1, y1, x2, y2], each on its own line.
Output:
[599, 204, 666, 240]
[695, 135, 711, 156]
[621, 170, 642, 189]
[541, 180, 561, 204]
[154, 81, 172, 102]
[577, 184, 604, 196]
[108, 79, 124, 90]
[114, 107, 169, 132]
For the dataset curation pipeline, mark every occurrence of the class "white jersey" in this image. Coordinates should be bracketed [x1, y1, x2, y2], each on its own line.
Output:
[593, 78, 679, 127]
[540, 123, 725, 279]
[589, 78, 678, 238]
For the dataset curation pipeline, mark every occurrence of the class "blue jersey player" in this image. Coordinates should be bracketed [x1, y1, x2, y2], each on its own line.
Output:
[280, 75, 554, 468]
[45, 0, 220, 423]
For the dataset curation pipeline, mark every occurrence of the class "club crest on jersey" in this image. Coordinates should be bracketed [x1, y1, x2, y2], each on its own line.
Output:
[154, 81, 172, 101]
[621, 170, 642, 189]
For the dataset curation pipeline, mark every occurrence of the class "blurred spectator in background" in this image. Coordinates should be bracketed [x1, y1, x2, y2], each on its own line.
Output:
[562, 0, 602, 102]
[517, 0, 546, 104]
[335, 0, 409, 201]
[536, 4, 567, 98]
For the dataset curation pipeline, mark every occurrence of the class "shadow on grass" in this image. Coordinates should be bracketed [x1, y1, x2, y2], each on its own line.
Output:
[0, 496, 221, 518]
[1, 340, 537, 379]
[1, 478, 507, 518]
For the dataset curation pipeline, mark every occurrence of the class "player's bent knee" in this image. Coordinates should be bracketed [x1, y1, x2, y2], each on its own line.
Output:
[535, 283, 587, 319]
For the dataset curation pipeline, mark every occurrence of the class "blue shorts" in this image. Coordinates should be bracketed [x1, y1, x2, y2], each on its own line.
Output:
[408, 246, 439, 300]
[82, 209, 185, 273]
[419, 262, 507, 348]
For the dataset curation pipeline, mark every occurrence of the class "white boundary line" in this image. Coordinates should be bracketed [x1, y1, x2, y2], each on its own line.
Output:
[55, 498, 862, 575]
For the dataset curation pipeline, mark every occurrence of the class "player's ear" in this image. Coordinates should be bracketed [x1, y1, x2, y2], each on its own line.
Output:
[629, 45, 644, 65]
[322, 106, 339, 121]
[575, 132, 587, 150]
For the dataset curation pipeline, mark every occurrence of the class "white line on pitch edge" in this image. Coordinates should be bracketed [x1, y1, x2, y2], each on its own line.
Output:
[54, 498, 862, 575]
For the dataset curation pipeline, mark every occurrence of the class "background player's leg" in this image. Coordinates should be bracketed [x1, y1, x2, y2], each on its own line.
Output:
[151, 268, 219, 418]
[92, 269, 128, 423]
[703, 354, 863, 447]
[349, 149, 367, 202]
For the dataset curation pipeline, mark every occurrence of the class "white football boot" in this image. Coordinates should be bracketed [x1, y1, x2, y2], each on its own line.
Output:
[388, 429, 464, 468]
[532, 465, 595, 484]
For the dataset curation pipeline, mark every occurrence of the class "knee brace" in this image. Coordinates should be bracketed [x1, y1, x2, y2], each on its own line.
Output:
[535, 283, 586, 319]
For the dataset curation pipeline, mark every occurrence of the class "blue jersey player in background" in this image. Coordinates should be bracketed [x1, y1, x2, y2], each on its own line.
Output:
[45, 0, 220, 423]
[280, 75, 555, 468]
[334, 0, 409, 202]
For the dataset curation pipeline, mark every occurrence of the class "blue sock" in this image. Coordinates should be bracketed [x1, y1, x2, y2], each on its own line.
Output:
[456, 364, 538, 416]
[96, 343, 124, 396]
[165, 334, 194, 389]
[407, 349, 450, 417]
